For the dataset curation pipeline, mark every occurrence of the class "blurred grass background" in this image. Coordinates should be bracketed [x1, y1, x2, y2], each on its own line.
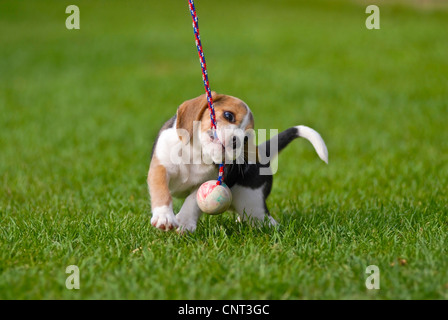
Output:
[0, 0, 447, 299]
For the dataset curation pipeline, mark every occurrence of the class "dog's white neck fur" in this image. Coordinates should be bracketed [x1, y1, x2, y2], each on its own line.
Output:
[155, 120, 218, 197]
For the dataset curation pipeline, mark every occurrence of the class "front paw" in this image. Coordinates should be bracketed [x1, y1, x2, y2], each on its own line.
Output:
[151, 206, 178, 231]
[176, 212, 198, 233]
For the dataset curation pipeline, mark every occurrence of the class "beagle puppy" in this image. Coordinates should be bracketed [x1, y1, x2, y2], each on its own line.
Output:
[147, 92, 328, 232]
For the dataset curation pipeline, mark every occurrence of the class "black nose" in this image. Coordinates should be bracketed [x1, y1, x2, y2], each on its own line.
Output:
[232, 136, 238, 149]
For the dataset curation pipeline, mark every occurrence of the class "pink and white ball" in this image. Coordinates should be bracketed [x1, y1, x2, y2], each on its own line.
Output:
[197, 180, 232, 215]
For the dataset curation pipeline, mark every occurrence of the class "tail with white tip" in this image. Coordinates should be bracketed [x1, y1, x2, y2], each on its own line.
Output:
[295, 125, 328, 164]
[257, 125, 328, 164]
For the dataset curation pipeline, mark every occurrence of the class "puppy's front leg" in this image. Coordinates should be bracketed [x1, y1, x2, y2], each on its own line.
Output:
[147, 159, 178, 231]
[176, 190, 203, 233]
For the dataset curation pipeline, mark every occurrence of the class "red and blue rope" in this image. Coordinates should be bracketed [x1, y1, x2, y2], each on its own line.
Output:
[188, 0, 224, 185]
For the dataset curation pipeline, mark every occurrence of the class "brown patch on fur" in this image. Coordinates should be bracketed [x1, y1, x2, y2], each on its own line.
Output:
[176, 92, 218, 143]
[199, 94, 250, 131]
[177, 92, 253, 147]
[246, 112, 254, 130]
[147, 157, 171, 208]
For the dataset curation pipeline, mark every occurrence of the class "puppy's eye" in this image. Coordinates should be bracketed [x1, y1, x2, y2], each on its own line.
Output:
[223, 111, 235, 123]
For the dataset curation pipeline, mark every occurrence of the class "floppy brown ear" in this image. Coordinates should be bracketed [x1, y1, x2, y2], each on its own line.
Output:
[176, 92, 218, 144]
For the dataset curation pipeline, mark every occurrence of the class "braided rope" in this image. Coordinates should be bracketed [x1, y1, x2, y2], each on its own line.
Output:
[188, 0, 225, 185]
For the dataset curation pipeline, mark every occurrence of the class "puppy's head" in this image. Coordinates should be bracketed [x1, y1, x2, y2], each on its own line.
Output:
[176, 92, 254, 163]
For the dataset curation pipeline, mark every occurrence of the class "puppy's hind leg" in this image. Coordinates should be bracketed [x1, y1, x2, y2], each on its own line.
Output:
[176, 190, 203, 233]
[231, 185, 277, 227]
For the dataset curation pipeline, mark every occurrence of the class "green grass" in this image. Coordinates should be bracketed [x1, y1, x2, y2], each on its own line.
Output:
[1, 0, 447, 299]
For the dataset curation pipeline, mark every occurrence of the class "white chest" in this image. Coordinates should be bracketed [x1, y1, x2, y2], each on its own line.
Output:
[155, 127, 218, 198]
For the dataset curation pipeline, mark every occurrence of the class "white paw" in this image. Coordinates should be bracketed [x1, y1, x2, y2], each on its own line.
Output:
[237, 214, 278, 227]
[267, 215, 279, 227]
[175, 213, 197, 233]
[151, 206, 178, 231]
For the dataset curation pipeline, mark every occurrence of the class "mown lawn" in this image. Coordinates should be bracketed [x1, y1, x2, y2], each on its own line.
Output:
[0, 0, 447, 299]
